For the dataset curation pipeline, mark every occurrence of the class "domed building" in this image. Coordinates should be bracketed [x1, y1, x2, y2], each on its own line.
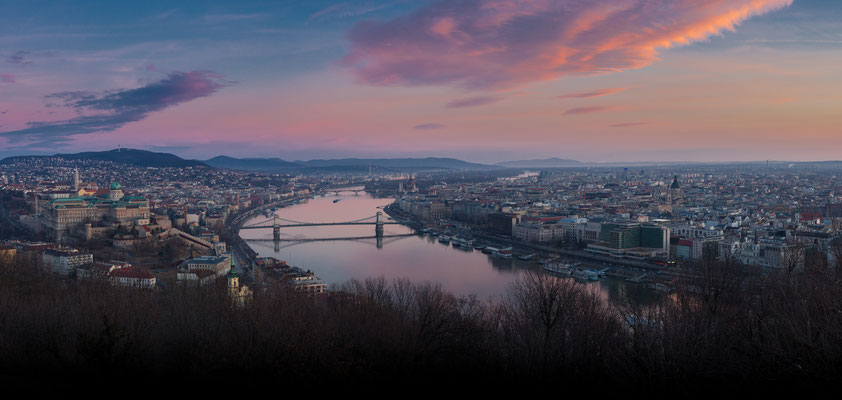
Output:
[669, 176, 683, 203]
[108, 182, 124, 201]
[41, 180, 149, 242]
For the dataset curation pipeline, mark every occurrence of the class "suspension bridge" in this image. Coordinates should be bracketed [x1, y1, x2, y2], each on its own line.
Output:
[238, 211, 402, 240]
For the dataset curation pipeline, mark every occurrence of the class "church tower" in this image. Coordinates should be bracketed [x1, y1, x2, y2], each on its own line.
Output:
[228, 256, 239, 291]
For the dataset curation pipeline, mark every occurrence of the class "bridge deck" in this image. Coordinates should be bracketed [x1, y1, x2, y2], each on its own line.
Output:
[240, 221, 402, 229]
[245, 233, 414, 242]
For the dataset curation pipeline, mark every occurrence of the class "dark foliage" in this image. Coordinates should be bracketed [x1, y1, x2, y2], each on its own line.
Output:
[1, 254, 841, 393]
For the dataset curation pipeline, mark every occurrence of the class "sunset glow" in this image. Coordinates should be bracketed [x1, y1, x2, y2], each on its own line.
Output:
[1, 0, 840, 163]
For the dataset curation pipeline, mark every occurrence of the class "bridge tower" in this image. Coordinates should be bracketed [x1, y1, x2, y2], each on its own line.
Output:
[272, 213, 281, 241]
[375, 211, 384, 238]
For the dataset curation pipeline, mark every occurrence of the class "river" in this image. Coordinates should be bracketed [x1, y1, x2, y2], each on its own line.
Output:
[240, 188, 658, 302]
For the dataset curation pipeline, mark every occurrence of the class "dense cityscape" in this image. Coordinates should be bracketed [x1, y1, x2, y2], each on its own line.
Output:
[4, 0, 842, 393]
[4, 151, 842, 390]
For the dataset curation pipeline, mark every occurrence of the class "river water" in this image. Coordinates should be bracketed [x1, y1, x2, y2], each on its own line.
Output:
[240, 188, 657, 302]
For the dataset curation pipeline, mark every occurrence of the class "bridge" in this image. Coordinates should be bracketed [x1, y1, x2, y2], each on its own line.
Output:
[325, 188, 364, 196]
[238, 211, 402, 240]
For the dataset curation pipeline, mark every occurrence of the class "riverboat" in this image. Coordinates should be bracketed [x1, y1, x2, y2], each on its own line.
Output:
[544, 263, 572, 276]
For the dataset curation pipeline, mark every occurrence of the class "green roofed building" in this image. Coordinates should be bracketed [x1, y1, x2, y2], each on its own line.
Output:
[41, 181, 149, 241]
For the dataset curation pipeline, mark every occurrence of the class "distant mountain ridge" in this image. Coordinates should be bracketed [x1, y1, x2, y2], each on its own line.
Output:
[204, 156, 300, 170]
[204, 156, 501, 171]
[0, 149, 207, 168]
[496, 157, 584, 168]
[297, 157, 498, 170]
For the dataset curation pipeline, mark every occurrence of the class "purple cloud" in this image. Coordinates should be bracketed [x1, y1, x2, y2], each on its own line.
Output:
[556, 88, 627, 99]
[610, 122, 649, 128]
[413, 123, 445, 130]
[0, 73, 14, 83]
[0, 71, 228, 145]
[342, 0, 792, 89]
[6, 50, 32, 65]
[563, 106, 615, 116]
[445, 95, 503, 108]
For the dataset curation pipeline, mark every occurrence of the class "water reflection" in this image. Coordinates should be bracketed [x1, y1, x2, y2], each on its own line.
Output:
[241, 188, 660, 303]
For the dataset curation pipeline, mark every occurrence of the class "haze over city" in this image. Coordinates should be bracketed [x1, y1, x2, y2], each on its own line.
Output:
[2, 0, 841, 163]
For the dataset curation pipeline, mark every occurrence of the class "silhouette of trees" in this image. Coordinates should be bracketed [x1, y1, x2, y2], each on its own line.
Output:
[2, 252, 842, 389]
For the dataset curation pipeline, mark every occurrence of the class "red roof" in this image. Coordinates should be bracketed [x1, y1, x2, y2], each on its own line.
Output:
[109, 267, 154, 279]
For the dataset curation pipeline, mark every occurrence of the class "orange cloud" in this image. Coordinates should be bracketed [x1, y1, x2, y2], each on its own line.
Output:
[343, 0, 792, 89]
[564, 106, 616, 115]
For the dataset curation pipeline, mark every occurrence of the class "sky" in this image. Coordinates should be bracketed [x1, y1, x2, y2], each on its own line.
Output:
[1, 0, 841, 163]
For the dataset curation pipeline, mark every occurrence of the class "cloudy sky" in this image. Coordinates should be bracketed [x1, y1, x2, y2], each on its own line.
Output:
[1, 0, 841, 163]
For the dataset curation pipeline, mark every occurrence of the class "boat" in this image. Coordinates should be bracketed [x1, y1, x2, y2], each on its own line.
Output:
[544, 263, 572, 276]
[517, 253, 535, 261]
[483, 246, 499, 254]
[333, 199, 342, 203]
[573, 269, 587, 280]
[438, 235, 451, 244]
[493, 247, 513, 258]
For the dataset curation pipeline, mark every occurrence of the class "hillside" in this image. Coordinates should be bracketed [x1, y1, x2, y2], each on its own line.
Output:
[204, 156, 301, 171]
[0, 149, 207, 168]
[495, 157, 584, 168]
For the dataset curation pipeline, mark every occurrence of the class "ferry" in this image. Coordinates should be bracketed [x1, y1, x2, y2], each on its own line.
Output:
[452, 239, 474, 251]
[517, 253, 535, 261]
[483, 246, 499, 254]
[438, 235, 451, 244]
[572, 269, 599, 281]
[544, 263, 572, 276]
[493, 247, 513, 258]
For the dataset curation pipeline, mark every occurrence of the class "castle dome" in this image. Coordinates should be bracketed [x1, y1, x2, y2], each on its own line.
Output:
[110, 182, 122, 190]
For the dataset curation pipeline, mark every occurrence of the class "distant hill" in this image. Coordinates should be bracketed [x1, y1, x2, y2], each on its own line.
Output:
[298, 157, 499, 171]
[204, 156, 301, 171]
[496, 157, 584, 168]
[0, 149, 207, 168]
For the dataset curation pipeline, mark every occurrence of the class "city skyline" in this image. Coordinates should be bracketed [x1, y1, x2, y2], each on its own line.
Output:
[2, 0, 842, 163]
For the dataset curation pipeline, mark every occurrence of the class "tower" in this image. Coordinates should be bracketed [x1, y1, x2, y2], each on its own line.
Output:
[669, 176, 682, 204]
[228, 256, 239, 291]
[74, 167, 80, 191]
[108, 182, 123, 201]
[272, 213, 280, 241]
[375, 211, 384, 238]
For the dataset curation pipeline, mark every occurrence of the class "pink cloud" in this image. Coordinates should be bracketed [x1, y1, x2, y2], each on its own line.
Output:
[563, 106, 615, 115]
[445, 95, 503, 108]
[0, 73, 15, 83]
[556, 87, 627, 99]
[342, 0, 792, 89]
[414, 123, 445, 130]
[610, 122, 649, 128]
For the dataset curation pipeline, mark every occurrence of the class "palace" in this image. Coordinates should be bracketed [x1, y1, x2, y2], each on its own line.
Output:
[41, 181, 150, 241]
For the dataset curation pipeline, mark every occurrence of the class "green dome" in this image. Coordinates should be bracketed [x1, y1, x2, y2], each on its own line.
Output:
[110, 182, 122, 190]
